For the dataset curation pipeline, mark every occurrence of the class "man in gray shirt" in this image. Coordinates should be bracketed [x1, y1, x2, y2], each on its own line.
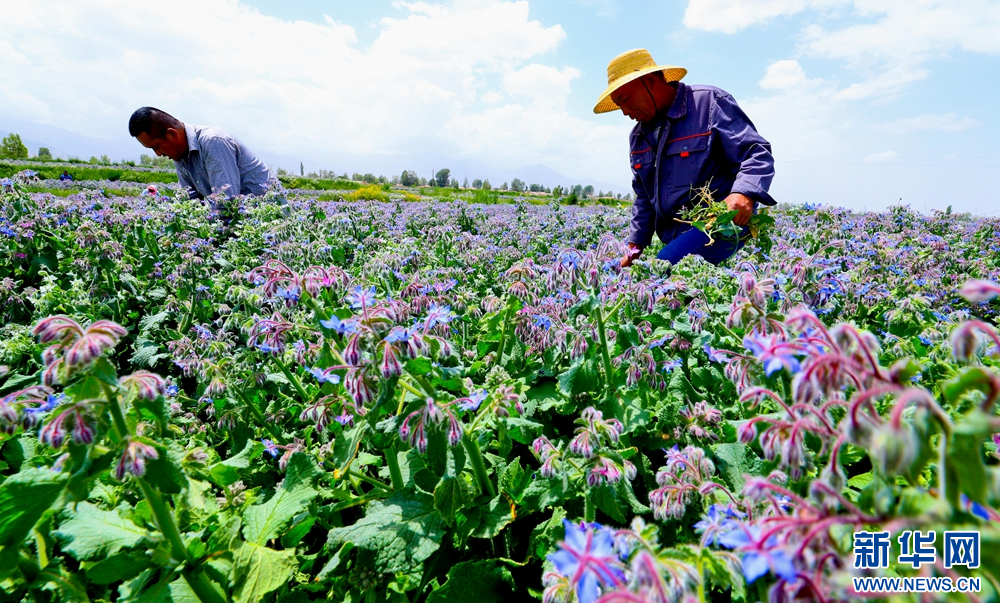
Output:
[128, 107, 277, 208]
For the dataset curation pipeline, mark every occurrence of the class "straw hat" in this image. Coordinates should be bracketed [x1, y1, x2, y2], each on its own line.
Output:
[594, 49, 687, 114]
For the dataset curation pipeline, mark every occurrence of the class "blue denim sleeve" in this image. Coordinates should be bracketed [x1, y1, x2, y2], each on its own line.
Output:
[200, 137, 242, 200]
[712, 92, 776, 206]
[628, 176, 657, 249]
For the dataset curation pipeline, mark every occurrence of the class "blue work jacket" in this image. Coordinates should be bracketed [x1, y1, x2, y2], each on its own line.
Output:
[627, 82, 776, 249]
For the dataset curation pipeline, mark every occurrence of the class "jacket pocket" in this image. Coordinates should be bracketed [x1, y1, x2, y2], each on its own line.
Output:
[665, 132, 710, 195]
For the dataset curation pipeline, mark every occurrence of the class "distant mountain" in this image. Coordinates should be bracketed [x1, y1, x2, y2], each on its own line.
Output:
[0, 119, 139, 162]
[0, 118, 629, 194]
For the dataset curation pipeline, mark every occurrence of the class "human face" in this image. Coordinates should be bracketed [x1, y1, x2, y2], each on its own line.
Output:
[136, 128, 187, 161]
[610, 77, 658, 123]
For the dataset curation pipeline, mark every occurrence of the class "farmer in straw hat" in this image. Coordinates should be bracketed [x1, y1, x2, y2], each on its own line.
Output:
[596, 49, 776, 268]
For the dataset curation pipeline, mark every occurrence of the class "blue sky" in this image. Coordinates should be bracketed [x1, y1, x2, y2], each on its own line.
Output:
[2, 0, 998, 213]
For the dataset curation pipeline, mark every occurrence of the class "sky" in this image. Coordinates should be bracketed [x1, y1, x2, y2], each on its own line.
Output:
[1, 0, 998, 213]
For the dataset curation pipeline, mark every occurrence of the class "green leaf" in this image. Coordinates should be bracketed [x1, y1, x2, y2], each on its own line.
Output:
[434, 476, 471, 527]
[425, 560, 515, 603]
[948, 431, 989, 504]
[0, 466, 66, 547]
[208, 440, 263, 487]
[91, 356, 120, 386]
[528, 506, 567, 560]
[591, 486, 626, 524]
[85, 552, 150, 584]
[470, 495, 513, 539]
[281, 515, 317, 548]
[242, 453, 321, 545]
[55, 502, 154, 560]
[499, 458, 529, 500]
[142, 442, 189, 495]
[316, 542, 353, 581]
[130, 338, 169, 368]
[406, 357, 433, 376]
[712, 443, 759, 493]
[230, 542, 297, 603]
[2, 436, 37, 472]
[331, 422, 368, 479]
[518, 476, 567, 513]
[503, 417, 544, 444]
[943, 367, 999, 407]
[139, 310, 172, 332]
[326, 489, 446, 574]
[558, 356, 600, 396]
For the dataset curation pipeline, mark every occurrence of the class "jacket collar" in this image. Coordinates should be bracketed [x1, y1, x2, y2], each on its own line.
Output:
[184, 123, 200, 157]
[637, 82, 688, 136]
[666, 82, 688, 120]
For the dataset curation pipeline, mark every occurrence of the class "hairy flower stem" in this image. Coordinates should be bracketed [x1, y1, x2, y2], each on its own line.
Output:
[103, 384, 224, 603]
[348, 469, 392, 492]
[591, 291, 615, 406]
[273, 356, 312, 405]
[696, 557, 707, 603]
[463, 433, 495, 497]
[584, 492, 596, 523]
[386, 446, 404, 491]
[102, 383, 129, 440]
[496, 302, 513, 365]
[233, 388, 283, 443]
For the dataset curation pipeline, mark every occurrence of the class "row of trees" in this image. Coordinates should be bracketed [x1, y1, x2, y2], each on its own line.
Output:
[1, 136, 630, 201]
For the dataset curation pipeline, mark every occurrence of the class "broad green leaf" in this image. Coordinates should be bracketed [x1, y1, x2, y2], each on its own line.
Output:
[331, 422, 368, 478]
[713, 443, 759, 493]
[591, 485, 626, 524]
[130, 338, 169, 368]
[91, 356, 120, 386]
[426, 560, 515, 603]
[406, 357, 433, 376]
[208, 440, 263, 487]
[55, 502, 154, 560]
[943, 367, 1000, 407]
[518, 475, 567, 513]
[528, 506, 567, 560]
[139, 310, 173, 332]
[948, 431, 988, 504]
[316, 542, 353, 581]
[142, 442, 189, 495]
[470, 495, 513, 539]
[230, 543, 296, 603]
[499, 458, 529, 500]
[326, 489, 446, 574]
[503, 417, 544, 444]
[0, 466, 66, 547]
[85, 552, 150, 584]
[558, 356, 600, 396]
[242, 453, 321, 544]
[434, 476, 471, 527]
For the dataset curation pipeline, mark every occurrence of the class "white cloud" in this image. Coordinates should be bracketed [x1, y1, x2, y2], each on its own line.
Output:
[688, 1, 1000, 101]
[759, 59, 815, 89]
[0, 0, 628, 182]
[683, 0, 846, 34]
[503, 64, 581, 107]
[863, 150, 898, 163]
[878, 113, 980, 135]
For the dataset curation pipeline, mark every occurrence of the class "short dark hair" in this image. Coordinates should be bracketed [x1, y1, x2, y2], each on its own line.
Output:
[128, 107, 183, 138]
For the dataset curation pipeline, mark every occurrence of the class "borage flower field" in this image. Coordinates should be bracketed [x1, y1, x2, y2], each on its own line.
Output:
[3, 172, 1000, 603]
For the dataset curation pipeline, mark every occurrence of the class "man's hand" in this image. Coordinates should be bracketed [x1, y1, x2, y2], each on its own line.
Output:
[620, 243, 642, 268]
[725, 193, 754, 226]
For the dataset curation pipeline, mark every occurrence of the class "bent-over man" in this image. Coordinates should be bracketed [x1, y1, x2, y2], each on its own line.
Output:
[128, 107, 276, 208]
[594, 49, 776, 267]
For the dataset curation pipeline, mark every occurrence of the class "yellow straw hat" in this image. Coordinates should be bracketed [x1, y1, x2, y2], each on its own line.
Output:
[594, 49, 687, 114]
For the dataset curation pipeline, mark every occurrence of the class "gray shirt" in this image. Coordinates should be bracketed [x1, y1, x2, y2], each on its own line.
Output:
[175, 124, 275, 200]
